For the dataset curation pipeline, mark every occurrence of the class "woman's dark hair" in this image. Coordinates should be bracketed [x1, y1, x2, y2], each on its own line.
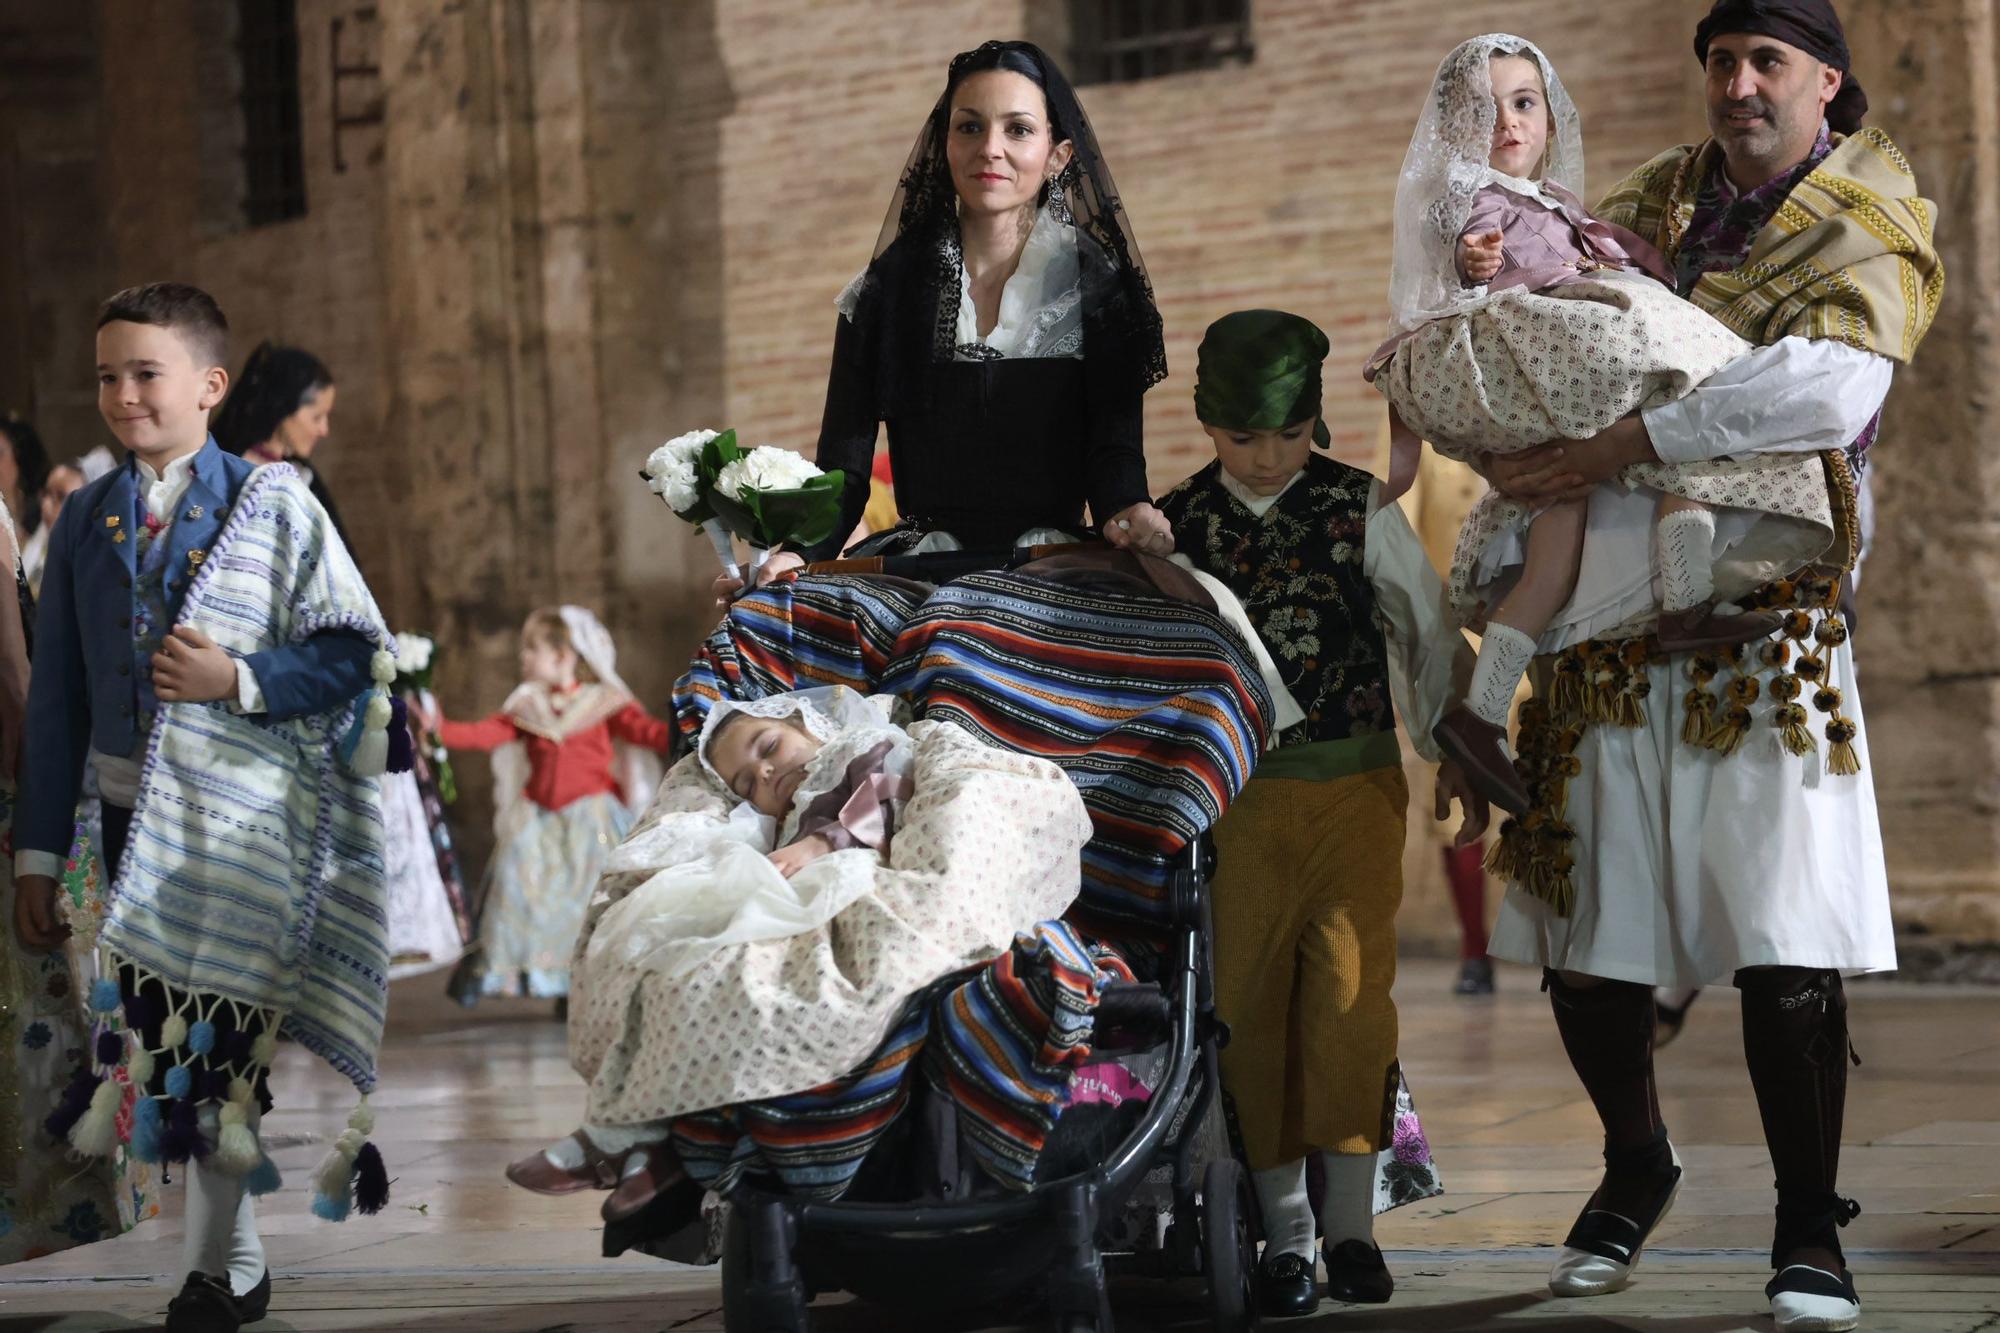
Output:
[850, 39, 1167, 416]
[938, 41, 1068, 150]
[211, 341, 334, 457]
[0, 414, 52, 535]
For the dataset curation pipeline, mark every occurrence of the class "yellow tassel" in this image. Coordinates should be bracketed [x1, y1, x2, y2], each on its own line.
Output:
[1826, 717, 1862, 776]
[1681, 689, 1716, 746]
[1704, 704, 1753, 756]
[1614, 683, 1646, 728]
[1485, 827, 1525, 883]
[1774, 702, 1816, 757]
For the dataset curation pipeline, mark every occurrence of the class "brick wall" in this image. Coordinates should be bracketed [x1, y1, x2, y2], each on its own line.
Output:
[10, 0, 1996, 951]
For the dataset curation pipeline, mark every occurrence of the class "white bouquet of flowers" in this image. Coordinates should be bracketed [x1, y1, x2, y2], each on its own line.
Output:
[642, 428, 740, 577]
[642, 428, 846, 581]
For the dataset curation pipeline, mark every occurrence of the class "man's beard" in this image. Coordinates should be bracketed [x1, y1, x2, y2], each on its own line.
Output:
[1711, 96, 1803, 165]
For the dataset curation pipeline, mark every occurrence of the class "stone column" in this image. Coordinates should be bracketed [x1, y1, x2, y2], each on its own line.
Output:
[377, 0, 614, 858]
[1842, 0, 2000, 947]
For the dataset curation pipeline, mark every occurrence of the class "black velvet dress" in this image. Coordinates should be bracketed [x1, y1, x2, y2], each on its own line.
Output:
[800, 310, 1152, 562]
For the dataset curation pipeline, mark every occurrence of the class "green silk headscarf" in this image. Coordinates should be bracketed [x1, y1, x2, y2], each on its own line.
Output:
[1192, 309, 1332, 446]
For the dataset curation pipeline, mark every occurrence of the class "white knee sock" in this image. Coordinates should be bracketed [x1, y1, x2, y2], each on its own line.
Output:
[188, 1106, 266, 1295]
[1467, 623, 1537, 727]
[1317, 1151, 1378, 1249]
[1657, 508, 1718, 613]
[1251, 1158, 1315, 1259]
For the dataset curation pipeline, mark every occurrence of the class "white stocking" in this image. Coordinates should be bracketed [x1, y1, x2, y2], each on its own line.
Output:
[546, 1119, 670, 1169]
[1657, 508, 1718, 613]
[1317, 1150, 1378, 1249]
[1467, 623, 1536, 728]
[188, 1105, 266, 1295]
[1251, 1158, 1315, 1259]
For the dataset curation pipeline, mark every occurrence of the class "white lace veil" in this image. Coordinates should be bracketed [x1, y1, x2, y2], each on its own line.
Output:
[1385, 33, 1584, 337]
[695, 686, 904, 786]
[557, 605, 631, 697]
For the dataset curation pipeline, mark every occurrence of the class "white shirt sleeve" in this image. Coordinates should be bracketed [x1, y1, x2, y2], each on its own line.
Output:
[1364, 482, 1474, 764]
[232, 658, 267, 714]
[14, 849, 65, 881]
[1641, 337, 1893, 465]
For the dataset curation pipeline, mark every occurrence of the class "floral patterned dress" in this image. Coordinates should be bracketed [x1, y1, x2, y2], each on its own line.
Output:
[0, 503, 157, 1261]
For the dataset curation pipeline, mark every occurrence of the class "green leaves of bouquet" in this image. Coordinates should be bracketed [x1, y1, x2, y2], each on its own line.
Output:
[697, 430, 847, 551]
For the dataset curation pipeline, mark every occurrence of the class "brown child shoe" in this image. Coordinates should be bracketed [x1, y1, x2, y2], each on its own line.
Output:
[602, 1145, 686, 1224]
[1655, 601, 1785, 653]
[504, 1131, 619, 1196]
[1433, 706, 1532, 817]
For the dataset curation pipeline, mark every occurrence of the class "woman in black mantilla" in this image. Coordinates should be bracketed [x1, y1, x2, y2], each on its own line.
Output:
[211, 342, 351, 550]
[723, 39, 1174, 598]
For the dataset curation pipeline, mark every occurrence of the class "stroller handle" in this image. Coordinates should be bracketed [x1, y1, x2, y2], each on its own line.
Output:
[805, 539, 1109, 582]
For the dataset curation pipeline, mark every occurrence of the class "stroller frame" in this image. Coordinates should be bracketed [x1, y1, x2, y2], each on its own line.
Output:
[719, 836, 1260, 1333]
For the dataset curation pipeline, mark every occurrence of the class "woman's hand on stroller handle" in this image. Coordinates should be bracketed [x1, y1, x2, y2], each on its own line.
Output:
[1103, 502, 1176, 557]
[713, 551, 806, 609]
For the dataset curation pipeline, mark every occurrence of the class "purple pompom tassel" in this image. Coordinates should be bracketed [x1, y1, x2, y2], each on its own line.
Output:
[44, 1068, 100, 1141]
[386, 696, 415, 774]
[159, 1098, 210, 1164]
[353, 1141, 391, 1215]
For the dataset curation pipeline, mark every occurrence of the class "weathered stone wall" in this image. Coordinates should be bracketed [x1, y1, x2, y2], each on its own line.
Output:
[1841, 0, 2000, 943]
[4, 0, 1994, 952]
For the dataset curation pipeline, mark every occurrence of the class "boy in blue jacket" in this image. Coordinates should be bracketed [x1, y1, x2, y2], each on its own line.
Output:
[14, 283, 392, 1333]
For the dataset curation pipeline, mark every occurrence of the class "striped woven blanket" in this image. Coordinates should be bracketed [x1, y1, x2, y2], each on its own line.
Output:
[676, 570, 1272, 938]
[101, 464, 394, 1093]
[657, 571, 1270, 1198]
[879, 569, 1272, 939]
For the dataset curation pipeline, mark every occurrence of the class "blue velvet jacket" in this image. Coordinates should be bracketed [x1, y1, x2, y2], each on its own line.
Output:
[18, 438, 375, 859]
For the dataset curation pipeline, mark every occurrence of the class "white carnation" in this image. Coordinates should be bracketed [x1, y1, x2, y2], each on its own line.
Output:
[393, 632, 435, 673]
[714, 446, 822, 500]
[643, 429, 718, 515]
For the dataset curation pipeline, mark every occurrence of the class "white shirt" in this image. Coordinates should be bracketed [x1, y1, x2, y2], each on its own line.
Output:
[14, 451, 266, 883]
[1641, 337, 1893, 464]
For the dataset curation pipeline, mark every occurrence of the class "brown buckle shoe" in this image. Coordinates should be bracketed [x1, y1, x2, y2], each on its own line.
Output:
[1655, 602, 1785, 653]
[1433, 706, 1531, 817]
[602, 1145, 684, 1224]
[504, 1131, 618, 1195]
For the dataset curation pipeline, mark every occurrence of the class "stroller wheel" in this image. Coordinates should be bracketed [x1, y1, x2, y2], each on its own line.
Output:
[721, 1198, 811, 1333]
[1201, 1158, 1260, 1331]
[1048, 1287, 1114, 1332]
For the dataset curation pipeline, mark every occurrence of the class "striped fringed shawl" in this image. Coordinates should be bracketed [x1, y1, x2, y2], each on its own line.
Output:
[1595, 126, 1943, 362]
[100, 463, 393, 1093]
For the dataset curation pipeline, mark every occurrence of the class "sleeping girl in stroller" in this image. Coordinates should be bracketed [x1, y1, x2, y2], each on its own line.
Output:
[505, 686, 1095, 1226]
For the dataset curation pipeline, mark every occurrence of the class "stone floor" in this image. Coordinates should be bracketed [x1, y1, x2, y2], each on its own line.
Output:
[3, 959, 1996, 1331]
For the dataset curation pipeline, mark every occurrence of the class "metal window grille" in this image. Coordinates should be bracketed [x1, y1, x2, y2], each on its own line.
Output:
[238, 0, 306, 225]
[1069, 0, 1254, 85]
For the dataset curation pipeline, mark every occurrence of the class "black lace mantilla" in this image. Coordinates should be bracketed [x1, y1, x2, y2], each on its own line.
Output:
[849, 40, 1167, 416]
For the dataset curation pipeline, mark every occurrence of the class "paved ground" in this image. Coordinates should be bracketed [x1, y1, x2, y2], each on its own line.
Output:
[3, 959, 1996, 1331]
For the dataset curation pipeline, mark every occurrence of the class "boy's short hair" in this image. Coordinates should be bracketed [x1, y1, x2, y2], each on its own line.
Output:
[96, 283, 229, 371]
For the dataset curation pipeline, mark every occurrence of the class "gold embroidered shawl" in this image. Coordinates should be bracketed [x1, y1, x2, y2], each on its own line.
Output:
[1595, 126, 1944, 362]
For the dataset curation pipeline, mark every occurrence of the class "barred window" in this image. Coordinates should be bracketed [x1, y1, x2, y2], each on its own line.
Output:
[1069, 0, 1254, 85]
[238, 0, 306, 225]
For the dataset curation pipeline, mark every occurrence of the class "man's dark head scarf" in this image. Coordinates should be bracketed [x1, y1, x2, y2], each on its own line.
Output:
[1695, 0, 1868, 133]
[1193, 310, 1332, 447]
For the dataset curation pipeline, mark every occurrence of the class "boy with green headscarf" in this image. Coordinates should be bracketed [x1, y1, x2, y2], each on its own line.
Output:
[1159, 310, 1486, 1316]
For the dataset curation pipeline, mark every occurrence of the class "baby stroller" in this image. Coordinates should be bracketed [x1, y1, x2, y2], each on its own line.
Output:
[667, 545, 1278, 1332]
